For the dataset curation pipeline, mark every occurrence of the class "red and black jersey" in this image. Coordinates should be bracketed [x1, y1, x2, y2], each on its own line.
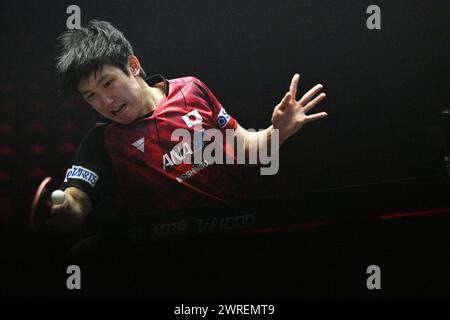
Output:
[61, 75, 243, 216]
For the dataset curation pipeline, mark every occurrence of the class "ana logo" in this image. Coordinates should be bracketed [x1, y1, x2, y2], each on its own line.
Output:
[182, 109, 203, 127]
[217, 106, 230, 128]
[64, 165, 99, 187]
[132, 137, 145, 152]
[163, 142, 194, 169]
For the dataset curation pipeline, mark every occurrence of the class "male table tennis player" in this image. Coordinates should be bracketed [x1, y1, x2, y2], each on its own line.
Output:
[49, 20, 327, 233]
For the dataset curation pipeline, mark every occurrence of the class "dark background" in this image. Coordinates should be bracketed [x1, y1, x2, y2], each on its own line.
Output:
[0, 0, 449, 299]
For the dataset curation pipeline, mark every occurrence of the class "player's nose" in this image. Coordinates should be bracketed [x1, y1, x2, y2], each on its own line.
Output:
[100, 93, 114, 110]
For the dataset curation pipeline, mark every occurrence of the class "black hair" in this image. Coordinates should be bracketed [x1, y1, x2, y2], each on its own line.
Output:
[56, 20, 147, 96]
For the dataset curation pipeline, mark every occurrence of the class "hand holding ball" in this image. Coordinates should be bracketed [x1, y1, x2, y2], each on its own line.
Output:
[51, 190, 66, 205]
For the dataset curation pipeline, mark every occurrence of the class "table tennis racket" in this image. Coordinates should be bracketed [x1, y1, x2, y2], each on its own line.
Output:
[29, 176, 55, 230]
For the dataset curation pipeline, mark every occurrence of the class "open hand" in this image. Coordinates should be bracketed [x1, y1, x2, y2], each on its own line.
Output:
[271, 74, 327, 143]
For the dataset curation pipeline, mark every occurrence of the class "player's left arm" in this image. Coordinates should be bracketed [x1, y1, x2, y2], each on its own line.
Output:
[234, 73, 327, 158]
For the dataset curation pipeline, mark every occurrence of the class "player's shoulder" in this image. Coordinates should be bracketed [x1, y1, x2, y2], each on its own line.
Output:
[168, 76, 213, 99]
[79, 123, 108, 146]
[88, 122, 109, 135]
[168, 76, 207, 88]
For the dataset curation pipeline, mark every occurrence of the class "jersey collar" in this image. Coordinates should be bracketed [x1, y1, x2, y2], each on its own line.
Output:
[146, 74, 169, 96]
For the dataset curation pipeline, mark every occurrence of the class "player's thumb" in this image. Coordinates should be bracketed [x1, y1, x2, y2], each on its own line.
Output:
[279, 92, 290, 111]
[49, 197, 69, 215]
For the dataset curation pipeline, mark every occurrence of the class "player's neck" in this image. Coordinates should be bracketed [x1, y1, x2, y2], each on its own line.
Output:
[137, 77, 165, 115]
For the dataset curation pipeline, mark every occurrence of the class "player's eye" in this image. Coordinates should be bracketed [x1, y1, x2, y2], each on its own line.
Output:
[104, 79, 113, 88]
[86, 93, 94, 100]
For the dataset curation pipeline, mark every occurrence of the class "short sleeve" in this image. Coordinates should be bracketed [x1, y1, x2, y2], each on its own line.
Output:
[191, 77, 238, 130]
[59, 124, 118, 206]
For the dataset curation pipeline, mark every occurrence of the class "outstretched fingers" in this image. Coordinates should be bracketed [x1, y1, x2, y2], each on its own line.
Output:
[305, 112, 328, 123]
[303, 92, 326, 113]
[289, 74, 300, 101]
[299, 84, 323, 106]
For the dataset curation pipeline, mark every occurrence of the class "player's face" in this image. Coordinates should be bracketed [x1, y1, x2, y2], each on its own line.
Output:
[78, 64, 146, 124]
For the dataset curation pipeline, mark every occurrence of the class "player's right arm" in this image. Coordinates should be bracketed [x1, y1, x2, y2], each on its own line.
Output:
[47, 187, 92, 233]
[46, 124, 115, 233]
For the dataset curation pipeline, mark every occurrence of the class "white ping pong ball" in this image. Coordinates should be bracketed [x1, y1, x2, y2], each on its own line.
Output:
[51, 190, 66, 205]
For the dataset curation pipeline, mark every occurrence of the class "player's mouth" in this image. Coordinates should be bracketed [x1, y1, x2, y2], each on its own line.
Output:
[112, 104, 127, 116]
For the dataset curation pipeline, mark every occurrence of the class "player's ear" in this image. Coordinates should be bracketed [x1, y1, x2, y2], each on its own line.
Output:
[128, 55, 140, 77]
